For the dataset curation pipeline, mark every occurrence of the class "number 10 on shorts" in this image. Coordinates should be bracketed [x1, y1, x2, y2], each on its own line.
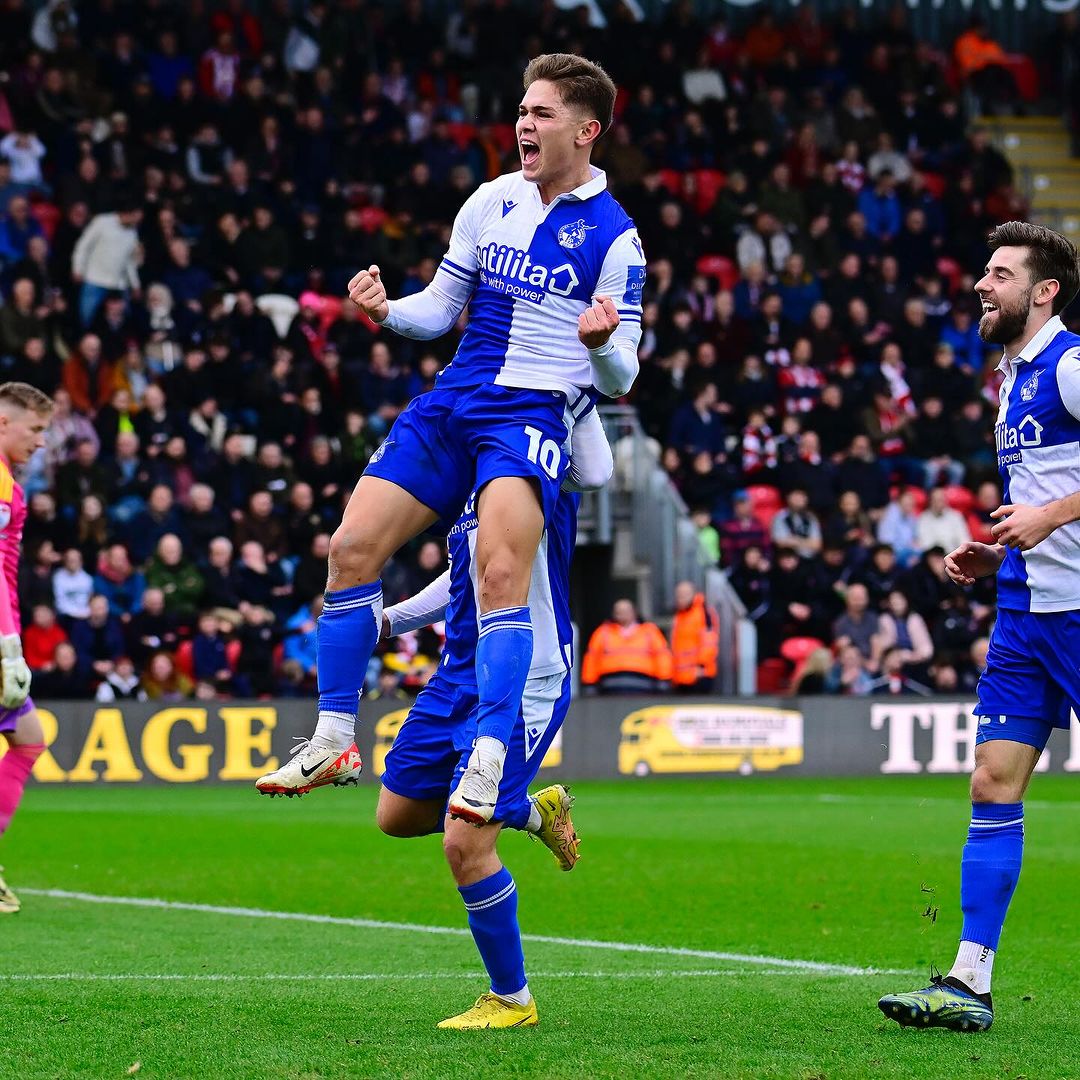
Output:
[524, 425, 562, 479]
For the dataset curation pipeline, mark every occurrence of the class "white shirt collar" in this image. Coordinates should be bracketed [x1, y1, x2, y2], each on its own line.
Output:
[530, 165, 608, 206]
[996, 314, 1065, 374]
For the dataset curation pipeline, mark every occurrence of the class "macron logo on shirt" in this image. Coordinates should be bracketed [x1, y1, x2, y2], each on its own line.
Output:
[501, 199, 516, 217]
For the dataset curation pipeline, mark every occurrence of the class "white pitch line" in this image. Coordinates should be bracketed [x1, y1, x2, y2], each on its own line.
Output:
[20, 888, 894, 977]
[0, 969, 910, 983]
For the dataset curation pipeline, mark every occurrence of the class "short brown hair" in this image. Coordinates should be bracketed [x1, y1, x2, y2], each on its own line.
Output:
[0, 382, 54, 415]
[523, 53, 617, 137]
[987, 220, 1080, 315]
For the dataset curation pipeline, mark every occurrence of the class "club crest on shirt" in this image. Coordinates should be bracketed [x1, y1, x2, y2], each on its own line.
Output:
[1019, 368, 1041, 402]
[557, 218, 597, 249]
[0, 504, 10, 530]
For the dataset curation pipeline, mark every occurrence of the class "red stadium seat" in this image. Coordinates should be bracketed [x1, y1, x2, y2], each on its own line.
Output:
[447, 122, 477, 150]
[968, 510, 994, 545]
[359, 207, 388, 233]
[695, 254, 739, 291]
[175, 641, 194, 679]
[488, 124, 517, 154]
[936, 256, 963, 296]
[920, 172, 947, 200]
[944, 484, 975, 513]
[780, 636, 826, 665]
[658, 169, 684, 198]
[690, 169, 726, 214]
[756, 657, 789, 695]
[225, 639, 241, 670]
[29, 199, 61, 241]
[1003, 54, 1039, 102]
[745, 483, 783, 530]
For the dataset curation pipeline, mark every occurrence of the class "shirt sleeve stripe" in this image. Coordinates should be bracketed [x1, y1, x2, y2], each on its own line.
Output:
[437, 263, 478, 287]
[441, 257, 478, 279]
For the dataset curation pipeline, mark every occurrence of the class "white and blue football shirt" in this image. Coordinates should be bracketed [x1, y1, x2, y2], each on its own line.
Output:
[994, 314, 1080, 612]
[383, 167, 645, 396]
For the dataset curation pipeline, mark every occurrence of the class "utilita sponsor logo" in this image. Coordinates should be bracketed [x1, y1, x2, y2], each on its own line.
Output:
[476, 243, 579, 301]
[995, 414, 1043, 451]
[870, 702, 1080, 774]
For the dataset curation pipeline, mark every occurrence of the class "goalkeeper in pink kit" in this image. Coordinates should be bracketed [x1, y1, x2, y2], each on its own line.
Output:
[0, 383, 54, 913]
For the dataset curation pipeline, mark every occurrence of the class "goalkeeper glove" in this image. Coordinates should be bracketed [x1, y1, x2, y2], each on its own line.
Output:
[0, 634, 31, 710]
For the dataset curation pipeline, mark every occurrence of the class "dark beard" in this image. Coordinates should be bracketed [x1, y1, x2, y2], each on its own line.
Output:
[978, 287, 1032, 345]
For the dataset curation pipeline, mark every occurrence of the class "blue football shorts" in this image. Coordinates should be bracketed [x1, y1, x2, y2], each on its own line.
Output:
[974, 608, 1080, 750]
[363, 383, 571, 534]
[380, 670, 571, 828]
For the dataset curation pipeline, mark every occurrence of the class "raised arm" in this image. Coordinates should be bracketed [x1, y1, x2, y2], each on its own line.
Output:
[347, 188, 484, 340]
[578, 229, 645, 399]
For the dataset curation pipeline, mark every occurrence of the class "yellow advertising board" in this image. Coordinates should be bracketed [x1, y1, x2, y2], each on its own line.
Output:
[618, 704, 803, 776]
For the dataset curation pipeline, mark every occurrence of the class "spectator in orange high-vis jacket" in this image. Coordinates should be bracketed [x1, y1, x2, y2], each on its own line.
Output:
[581, 599, 673, 695]
[670, 581, 719, 693]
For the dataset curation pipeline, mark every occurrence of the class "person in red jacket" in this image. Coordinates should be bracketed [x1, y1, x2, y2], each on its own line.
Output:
[581, 599, 673, 695]
[22, 604, 68, 672]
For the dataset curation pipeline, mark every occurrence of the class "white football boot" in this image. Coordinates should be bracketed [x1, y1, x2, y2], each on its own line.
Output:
[255, 738, 362, 797]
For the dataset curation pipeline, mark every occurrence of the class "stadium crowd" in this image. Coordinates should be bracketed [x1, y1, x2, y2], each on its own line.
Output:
[0, 0, 1066, 700]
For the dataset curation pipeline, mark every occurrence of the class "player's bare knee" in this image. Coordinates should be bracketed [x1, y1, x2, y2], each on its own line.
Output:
[970, 763, 1022, 804]
[328, 527, 382, 587]
[442, 830, 489, 884]
[477, 558, 525, 611]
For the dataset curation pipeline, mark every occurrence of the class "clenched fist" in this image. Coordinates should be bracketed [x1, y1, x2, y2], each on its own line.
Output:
[348, 264, 389, 323]
[578, 295, 620, 350]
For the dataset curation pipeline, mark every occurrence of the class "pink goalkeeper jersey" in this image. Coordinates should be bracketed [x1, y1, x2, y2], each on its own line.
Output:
[0, 456, 26, 634]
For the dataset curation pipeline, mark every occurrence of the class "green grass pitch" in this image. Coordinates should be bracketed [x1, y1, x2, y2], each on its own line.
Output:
[2, 776, 1078, 1079]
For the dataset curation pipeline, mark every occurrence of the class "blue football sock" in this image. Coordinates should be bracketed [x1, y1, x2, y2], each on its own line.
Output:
[959, 801, 1024, 950]
[316, 581, 383, 715]
[475, 606, 532, 748]
[459, 866, 526, 997]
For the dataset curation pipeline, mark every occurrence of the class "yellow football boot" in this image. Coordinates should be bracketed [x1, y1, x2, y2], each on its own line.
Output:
[529, 784, 580, 871]
[437, 994, 539, 1030]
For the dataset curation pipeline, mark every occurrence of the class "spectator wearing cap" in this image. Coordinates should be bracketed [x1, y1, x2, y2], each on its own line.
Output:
[71, 201, 143, 325]
[720, 490, 769, 568]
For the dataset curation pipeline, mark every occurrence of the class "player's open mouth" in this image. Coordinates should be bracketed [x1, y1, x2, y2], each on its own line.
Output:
[520, 140, 540, 166]
[981, 300, 997, 312]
